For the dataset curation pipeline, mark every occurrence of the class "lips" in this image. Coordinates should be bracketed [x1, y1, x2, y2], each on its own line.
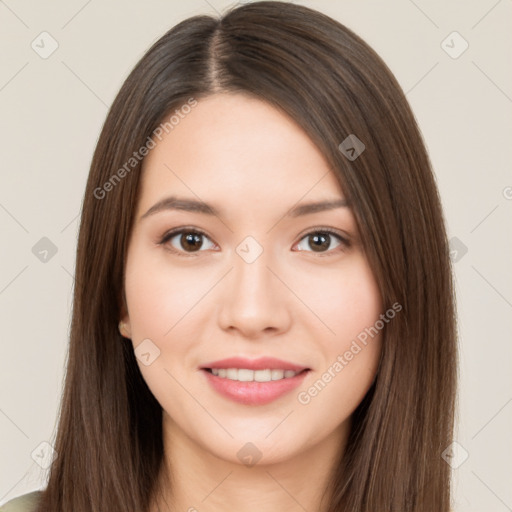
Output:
[200, 356, 310, 372]
[200, 356, 311, 406]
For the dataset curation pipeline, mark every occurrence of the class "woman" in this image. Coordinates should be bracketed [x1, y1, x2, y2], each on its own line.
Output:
[2, 1, 457, 511]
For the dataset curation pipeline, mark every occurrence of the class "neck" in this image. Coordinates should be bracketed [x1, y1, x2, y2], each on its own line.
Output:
[151, 413, 351, 512]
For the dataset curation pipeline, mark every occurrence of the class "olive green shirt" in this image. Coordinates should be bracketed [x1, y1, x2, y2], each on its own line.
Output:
[0, 491, 42, 512]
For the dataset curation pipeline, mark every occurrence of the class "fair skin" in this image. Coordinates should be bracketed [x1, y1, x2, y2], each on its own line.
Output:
[120, 92, 383, 512]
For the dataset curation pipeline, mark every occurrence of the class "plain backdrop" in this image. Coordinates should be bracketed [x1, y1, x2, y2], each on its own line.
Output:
[0, 1, 511, 510]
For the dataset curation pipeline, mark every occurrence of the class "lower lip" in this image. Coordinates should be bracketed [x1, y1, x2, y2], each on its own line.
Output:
[201, 369, 310, 406]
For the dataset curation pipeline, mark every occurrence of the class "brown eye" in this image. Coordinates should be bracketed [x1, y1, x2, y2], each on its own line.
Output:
[160, 229, 215, 256]
[178, 232, 203, 252]
[307, 233, 331, 252]
[295, 229, 349, 254]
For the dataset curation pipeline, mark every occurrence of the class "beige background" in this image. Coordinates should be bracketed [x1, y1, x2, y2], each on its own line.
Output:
[1, 1, 511, 510]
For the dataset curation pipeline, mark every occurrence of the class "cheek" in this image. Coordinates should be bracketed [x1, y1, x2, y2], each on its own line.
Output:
[300, 257, 382, 345]
[123, 248, 203, 401]
[124, 246, 208, 339]
[299, 257, 383, 397]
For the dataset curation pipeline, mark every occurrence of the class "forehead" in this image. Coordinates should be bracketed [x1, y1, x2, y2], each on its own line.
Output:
[137, 93, 344, 217]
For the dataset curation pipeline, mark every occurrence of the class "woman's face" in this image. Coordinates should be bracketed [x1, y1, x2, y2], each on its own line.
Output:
[121, 92, 383, 466]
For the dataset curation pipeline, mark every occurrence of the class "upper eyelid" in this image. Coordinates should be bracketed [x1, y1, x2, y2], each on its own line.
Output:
[160, 227, 212, 244]
[296, 226, 350, 242]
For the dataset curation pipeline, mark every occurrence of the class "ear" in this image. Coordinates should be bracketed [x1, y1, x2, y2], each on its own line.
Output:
[118, 296, 132, 338]
[119, 313, 132, 338]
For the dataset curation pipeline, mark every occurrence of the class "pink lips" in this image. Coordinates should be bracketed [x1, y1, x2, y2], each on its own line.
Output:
[200, 356, 311, 406]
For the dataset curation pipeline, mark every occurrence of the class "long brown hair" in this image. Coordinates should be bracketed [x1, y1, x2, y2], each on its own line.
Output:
[37, 2, 457, 511]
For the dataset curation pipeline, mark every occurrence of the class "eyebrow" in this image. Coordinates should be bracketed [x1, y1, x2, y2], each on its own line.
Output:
[139, 195, 348, 221]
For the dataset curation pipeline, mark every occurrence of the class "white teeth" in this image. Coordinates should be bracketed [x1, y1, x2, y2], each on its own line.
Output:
[238, 369, 254, 382]
[254, 369, 271, 382]
[210, 368, 300, 382]
[226, 368, 238, 379]
[271, 369, 285, 380]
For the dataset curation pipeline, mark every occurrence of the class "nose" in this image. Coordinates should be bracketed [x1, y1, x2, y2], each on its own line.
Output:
[216, 244, 292, 339]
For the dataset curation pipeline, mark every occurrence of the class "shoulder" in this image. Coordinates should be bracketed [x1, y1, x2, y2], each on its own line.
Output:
[0, 491, 42, 512]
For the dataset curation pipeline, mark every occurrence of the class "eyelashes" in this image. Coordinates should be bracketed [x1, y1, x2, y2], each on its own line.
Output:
[159, 227, 215, 257]
[158, 226, 351, 258]
[294, 228, 350, 255]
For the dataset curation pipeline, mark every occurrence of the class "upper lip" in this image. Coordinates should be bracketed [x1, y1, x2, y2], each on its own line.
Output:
[200, 357, 310, 372]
